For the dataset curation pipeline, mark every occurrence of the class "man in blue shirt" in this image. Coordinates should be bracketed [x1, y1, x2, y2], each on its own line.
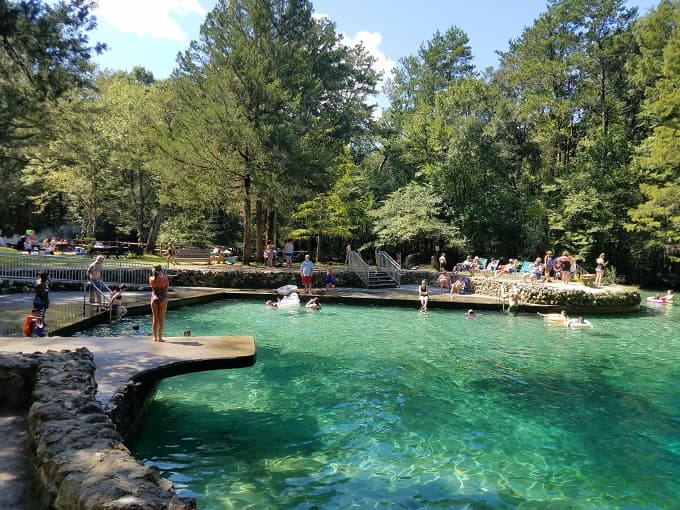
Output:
[300, 254, 315, 295]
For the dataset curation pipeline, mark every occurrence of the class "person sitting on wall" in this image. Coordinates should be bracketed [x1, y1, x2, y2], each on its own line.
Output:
[436, 270, 451, 290]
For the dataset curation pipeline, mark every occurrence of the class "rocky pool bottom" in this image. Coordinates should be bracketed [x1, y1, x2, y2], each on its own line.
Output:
[82, 297, 679, 509]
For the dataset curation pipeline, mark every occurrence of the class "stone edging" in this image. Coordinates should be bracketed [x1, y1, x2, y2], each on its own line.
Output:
[0, 349, 196, 510]
[469, 278, 641, 311]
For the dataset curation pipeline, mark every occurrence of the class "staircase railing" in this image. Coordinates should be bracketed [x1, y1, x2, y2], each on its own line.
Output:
[347, 251, 370, 287]
[83, 281, 113, 323]
[574, 262, 589, 276]
[376, 250, 401, 287]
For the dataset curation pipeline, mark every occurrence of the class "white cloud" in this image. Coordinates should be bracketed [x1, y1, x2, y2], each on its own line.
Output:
[314, 12, 395, 82]
[95, 0, 206, 42]
[342, 31, 395, 82]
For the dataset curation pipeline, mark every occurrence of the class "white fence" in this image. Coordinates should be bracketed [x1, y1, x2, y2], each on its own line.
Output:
[0, 253, 153, 286]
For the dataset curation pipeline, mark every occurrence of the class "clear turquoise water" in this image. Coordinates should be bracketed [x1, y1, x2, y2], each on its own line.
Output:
[86, 297, 680, 509]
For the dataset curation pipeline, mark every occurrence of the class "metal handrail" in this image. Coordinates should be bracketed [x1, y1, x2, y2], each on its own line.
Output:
[347, 251, 370, 287]
[376, 250, 401, 287]
[83, 281, 113, 323]
[574, 262, 589, 276]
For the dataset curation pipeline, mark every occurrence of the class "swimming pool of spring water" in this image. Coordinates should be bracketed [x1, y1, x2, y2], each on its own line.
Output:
[83, 298, 680, 509]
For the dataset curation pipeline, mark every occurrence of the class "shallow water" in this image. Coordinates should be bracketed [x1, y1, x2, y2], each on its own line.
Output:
[85, 296, 680, 509]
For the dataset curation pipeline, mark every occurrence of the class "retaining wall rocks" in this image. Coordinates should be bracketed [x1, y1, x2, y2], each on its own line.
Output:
[169, 268, 361, 289]
[470, 278, 641, 311]
[0, 349, 195, 510]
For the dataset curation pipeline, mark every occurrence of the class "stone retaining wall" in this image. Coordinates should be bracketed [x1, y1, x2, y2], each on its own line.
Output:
[470, 278, 641, 311]
[0, 349, 195, 510]
[168, 268, 363, 289]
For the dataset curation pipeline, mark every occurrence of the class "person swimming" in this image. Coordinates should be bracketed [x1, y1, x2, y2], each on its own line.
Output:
[537, 310, 569, 323]
[306, 297, 321, 310]
[507, 287, 520, 314]
[465, 309, 476, 318]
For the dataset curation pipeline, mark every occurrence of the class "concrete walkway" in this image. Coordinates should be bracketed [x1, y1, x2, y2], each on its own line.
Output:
[0, 414, 34, 510]
[0, 334, 255, 405]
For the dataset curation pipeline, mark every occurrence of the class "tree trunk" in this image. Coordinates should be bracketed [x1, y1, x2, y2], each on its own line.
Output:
[315, 232, 321, 263]
[600, 67, 608, 135]
[255, 199, 264, 263]
[242, 174, 252, 264]
[267, 209, 276, 248]
[146, 207, 164, 254]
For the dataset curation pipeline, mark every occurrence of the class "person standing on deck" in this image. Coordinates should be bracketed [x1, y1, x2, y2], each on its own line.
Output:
[300, 254, 315, 295]
[438, 253, 447, 271]
[594, 252, 608, 287]
[283, 239, 295, 268]
[149, 265, 169, 342]
[87, 255, 105, 307]
[33, 271, 50, 323]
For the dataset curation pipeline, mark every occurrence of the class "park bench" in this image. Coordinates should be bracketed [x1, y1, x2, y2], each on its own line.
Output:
[172, 248, 237, 265]
[174, 248, 211, 264]
[579, 273, 596, 286]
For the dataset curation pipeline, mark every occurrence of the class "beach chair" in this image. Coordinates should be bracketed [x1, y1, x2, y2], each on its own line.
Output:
[480, 258, 499, 277]
[516, 261, 533, 276]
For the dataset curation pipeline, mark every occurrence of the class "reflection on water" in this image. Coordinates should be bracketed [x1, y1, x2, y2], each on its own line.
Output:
[85, 296, 680, 509]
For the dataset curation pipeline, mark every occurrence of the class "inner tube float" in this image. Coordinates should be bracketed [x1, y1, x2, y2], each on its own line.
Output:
[277, 284, 298, 295]
[566, 319, 593, 329]
[277, 292, 300, 309]
[646, 296, 673, 305]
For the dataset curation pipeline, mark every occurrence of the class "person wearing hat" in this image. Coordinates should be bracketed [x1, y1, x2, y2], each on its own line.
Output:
[87, 255, 106, 307]
[465, 309, 476, 318]
[33, 271, 50, 323]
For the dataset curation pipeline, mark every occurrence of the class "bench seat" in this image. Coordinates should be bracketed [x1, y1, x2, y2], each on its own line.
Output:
[174, 248, 211, 264]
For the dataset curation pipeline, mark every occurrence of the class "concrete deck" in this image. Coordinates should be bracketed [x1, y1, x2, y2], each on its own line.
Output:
[0, 334, 256, 405]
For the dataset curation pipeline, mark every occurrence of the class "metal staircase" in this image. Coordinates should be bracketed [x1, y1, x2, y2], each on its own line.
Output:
[347, 250, 399, 289]
[366, 269, 399, 288]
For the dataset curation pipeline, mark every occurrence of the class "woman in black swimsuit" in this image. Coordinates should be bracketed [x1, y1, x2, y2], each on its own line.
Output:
[557, 251, 572, 284]
[418, 279, 429, 311]
[150, 265, 169, 342]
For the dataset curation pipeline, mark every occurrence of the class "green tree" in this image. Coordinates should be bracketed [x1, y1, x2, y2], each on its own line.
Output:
[26, 72, 159, 240]
[626, 0, 680, 266]
[162, 0, 377, 263]
[370, 182, 463, 254]
[0, 0, 104, 234]
[290, 191, 353, 262]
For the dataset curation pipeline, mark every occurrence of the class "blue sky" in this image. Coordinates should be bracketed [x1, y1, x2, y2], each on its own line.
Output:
[92, 0, 661, 87]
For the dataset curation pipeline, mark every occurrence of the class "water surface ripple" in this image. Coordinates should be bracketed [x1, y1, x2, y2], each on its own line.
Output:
[87, 297, 679, 509]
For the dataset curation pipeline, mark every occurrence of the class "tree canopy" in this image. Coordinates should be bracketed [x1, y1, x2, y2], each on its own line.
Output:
[1, 0, 678, 283]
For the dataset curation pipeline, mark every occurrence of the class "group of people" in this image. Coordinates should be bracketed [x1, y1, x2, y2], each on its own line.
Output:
[266, 296, 321, 310]
[262, 239, 296, 268]
[447, 249, 609, 286]
[297, 255, 336, 294]
[537, 310, 592, 328]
